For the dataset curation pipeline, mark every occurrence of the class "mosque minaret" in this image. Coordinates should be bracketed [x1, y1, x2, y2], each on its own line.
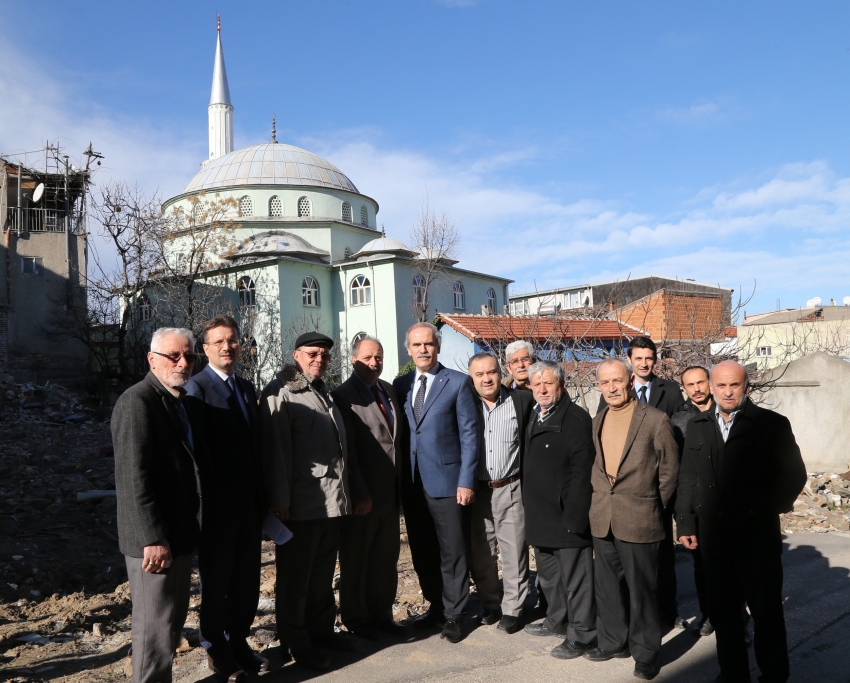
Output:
[207, 15, 233, 164]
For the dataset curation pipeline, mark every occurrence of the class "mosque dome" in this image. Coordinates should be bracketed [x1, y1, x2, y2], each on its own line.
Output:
[185, 143, 359, 194]
[228, 230, 330, 263]
[352, 236, 416, 261]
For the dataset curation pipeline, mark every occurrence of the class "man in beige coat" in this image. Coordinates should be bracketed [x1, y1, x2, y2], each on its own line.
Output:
[261, 332, 369, 670]
[583, 358, 679, 681]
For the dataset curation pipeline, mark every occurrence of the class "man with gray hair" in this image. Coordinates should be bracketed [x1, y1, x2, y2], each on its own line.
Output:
[467, 352, 534, 634]
[114, 328, 205, 683]
[503, 340, 535, 391]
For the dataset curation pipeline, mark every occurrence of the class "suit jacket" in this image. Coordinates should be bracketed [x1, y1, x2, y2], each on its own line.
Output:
[523, 395, 595, 549]
[675, 398, 806, 552]
[475, 386, 535, 480]
[393, 363, 481, 498]
[332, 374, 401, 514]
[185, 365, 264, 521]
[590, 401, 679, 543]
[113, 372, 203, 558]
[596, 374, 684, 418]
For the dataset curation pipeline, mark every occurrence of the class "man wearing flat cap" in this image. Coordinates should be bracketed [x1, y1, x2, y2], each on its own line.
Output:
[260, 331, 369, 670]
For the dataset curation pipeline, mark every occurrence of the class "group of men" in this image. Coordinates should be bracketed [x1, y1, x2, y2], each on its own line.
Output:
[114, 318, 805, 683]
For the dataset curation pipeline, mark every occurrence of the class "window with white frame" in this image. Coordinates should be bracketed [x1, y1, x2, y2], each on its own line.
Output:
[350, 275, 372, 306]
[486, 287, 496, 313]
[269, 196, 283, 217]
[298, 196, 311, 217]
[755, 346, 772, 357]
[239, 196, 253, 217]
[352, 331, 369, 344]
[302, 276, 319, 307]
[360, 205, 368, 226]
[341, 202, 352, 222]
[138, 294, 151, 321]
[192, 201, 206, 224]
[238, 276, 256, 309]
[21, 257, 43, 275]
[413, 274, 425, 307]
[453, 282, 465, 310]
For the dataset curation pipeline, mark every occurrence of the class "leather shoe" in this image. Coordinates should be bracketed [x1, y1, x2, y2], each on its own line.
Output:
[673, 616, 688, 630]
[696, 618, 714, 637]
[634, 662, 659, 680]
[497, 615, 521, 634]
[550, 639, 590, 660]
[206, 654, 248, 683]
[374, 620, 408, 637]
[524, 623, 564, 638]
[583, 646, 631, 661]
[346, 624, 379, 641]
[314, 632, 356, 652]
[231, 642, 270, 673]
[480, 608, 501, 625]
[441, 618, 463, 643]
[413, 608, 445, 630]
[291, 645, 330, 670]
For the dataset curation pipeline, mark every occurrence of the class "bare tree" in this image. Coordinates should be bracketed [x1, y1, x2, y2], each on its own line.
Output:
[408, 198, 460, 322]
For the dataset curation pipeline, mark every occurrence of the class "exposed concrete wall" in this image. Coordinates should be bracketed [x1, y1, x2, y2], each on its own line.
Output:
[759, 352, 850, 473]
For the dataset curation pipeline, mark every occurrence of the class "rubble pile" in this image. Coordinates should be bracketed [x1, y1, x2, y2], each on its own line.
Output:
[781, 472, 850, 534]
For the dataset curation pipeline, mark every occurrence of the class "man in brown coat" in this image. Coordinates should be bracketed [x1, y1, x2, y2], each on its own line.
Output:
[584, 358, 679, 681]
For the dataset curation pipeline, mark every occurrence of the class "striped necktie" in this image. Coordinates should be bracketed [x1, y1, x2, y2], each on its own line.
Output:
[413, 375, 427, 422]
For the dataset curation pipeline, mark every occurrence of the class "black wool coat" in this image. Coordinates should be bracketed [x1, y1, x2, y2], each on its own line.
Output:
[675, 398, 806, 554]
[522, 395, 595, 549]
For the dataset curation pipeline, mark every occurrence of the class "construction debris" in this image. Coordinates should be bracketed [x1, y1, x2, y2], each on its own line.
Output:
[781, 472, 850, 533]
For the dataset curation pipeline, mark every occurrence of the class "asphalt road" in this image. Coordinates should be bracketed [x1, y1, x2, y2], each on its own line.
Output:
[185, 531, 850, 683]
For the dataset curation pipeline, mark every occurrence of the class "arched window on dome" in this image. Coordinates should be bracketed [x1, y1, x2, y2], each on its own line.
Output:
[486, 287, 497, 314]
[453, 281, 465, 310]
[192, 200, 206, 225]
[269, 196, 283, 217]
[413, 274, 425, 307]
[239, 196, 253, 217]
[302, 276, 319, 307]
[350, 275, 372, 306]
[298, 196, 312, 218]
[341, 201, 352, 223]
[238, 276, 256, 310]
[343, 246, 353, 260]
[138, 294, 152, 322]
[360, 205, 368, 226]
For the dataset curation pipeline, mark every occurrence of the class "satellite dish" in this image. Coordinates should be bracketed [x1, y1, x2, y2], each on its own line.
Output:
[843, 296, 850, 306]
[812, 297, 822, 306]
[32, 183, 44, 204]
[805, 298, 816, 307]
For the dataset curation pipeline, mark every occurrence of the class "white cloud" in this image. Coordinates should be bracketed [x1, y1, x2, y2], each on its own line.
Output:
[658, 100, 725, 126]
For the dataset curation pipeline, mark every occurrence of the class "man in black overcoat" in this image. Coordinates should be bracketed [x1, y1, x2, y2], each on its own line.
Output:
[676, 361, 806, 683]
[522, 360, 596, 659]
[186, 316, 267, 680]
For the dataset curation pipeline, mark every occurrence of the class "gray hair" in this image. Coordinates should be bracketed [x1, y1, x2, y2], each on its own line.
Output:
[527, 360, 566, 384]
[404, 322, 442, 350]
[351, 334, 383, 357]
[150, 327, 196, 353]
[596, 357, 633, 382]
[468, 352, 500, 373]
[504, 339, 535, 362]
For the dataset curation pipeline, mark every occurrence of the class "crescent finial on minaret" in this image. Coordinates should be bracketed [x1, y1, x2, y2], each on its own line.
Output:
[271, 114, 277, 143]
[217, 14, 221, 33]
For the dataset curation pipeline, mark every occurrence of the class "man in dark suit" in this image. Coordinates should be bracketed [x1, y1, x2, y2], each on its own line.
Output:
[185, 316, 266, 680]
[585, 358, 679, 680]
[597, 336, 685, 630]
[466, 353, 534, 634]
[332, 335, 407, 640]
[393, 322, 481, 643]
[113, 327, 203, 683]
[677, 361, 806, 683]
[521, 360, 596, 660]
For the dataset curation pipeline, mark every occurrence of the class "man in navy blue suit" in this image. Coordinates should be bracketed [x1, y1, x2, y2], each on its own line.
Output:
[393, 322, 481, 643]
[186, 316, 267, 681]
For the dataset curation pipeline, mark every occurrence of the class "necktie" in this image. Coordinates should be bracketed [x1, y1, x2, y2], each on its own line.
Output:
[638, 385, 648, 404]
[413, 375, 427, 422]
[174, 400, 194, 451]
[227, 375, 251, 425]
[372, 385, 392, 431]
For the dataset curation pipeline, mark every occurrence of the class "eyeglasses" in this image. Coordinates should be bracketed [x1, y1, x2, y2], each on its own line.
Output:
[151, 351, 198, 364]
[204, 338, 240, 348]
[300, 350, 331, 360]
[508, 356, 532, 366]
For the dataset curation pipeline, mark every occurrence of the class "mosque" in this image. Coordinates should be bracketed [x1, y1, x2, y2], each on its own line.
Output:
[159, 22, 512, 377]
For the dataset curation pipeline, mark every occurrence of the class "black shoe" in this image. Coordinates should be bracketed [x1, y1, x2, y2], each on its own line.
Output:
[206, 654, 248, 682]
[497, 615, 521, 634]
[696, 618, 714, 637]
[673, 615, 688, 630]
[413, 608, 445, 630]
[634, 662, 659, 680]
[440, 618, 463, 643]
[480, 608, 501, 625]
[230, 641, 270, 673]
[291, 645, 330, 670]
[583, 646, 631, 662]
[550, 639, 590, 660]
[524, 623, 564, 638]
[374, 620, 408, 637]
[314, 632, 356, 652]
[346, 624, 379, 641]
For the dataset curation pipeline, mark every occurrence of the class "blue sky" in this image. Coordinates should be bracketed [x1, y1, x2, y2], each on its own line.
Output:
[2, 1, 850, 314]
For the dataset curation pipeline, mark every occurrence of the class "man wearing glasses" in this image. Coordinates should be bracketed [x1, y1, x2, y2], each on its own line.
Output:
[186, 316, 266, 681]
[502, 340, 535, 391]
[260, 332, 368, 670]
[113, 327, 204, 683]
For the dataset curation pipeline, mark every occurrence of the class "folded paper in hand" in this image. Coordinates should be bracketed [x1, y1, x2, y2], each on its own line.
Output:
[263, 512, 294, 545]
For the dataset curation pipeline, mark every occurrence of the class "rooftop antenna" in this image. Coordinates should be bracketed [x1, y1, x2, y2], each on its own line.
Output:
[271, 114, 277, 143]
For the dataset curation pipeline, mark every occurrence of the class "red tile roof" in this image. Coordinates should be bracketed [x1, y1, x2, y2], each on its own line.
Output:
[438, 314, 645, 342]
